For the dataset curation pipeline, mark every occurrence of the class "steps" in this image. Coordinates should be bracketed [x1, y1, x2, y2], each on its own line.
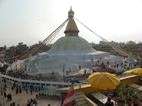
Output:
[75, 92, 96, 106]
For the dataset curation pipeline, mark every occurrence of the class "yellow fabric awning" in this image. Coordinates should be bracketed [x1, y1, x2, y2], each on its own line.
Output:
[88, 72, 120, 91]
[124, 68, 142, 76]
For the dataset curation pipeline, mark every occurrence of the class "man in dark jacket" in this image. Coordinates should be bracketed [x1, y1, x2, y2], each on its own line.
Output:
[105, 97, 114, 106]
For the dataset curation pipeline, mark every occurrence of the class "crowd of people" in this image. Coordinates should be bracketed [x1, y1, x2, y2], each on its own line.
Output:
[27, 98, 38, 106]
[83, 57, 138, 74]
[0, 78, 39, 106]
[0, 55, 139, 106]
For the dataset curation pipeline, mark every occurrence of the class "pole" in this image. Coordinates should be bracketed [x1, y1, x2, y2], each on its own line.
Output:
[0, 77, 6, 106]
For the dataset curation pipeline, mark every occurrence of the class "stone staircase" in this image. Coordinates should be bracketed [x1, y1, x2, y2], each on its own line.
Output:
[75, 92, 97, 106]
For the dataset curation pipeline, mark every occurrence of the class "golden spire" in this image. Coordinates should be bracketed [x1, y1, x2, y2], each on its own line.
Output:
[64, 7, 79, 36]
[68, 6, 74, 18]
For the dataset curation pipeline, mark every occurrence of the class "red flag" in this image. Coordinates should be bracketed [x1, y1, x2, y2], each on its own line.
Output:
[63, 87, 76, 106]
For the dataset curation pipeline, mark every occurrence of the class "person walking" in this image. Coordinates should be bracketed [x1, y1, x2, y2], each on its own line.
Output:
[105, 97, 114, 106]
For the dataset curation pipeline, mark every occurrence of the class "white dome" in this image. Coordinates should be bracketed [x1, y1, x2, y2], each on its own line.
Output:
[48, 36, 95, 54]
[22, 36, 108, 76]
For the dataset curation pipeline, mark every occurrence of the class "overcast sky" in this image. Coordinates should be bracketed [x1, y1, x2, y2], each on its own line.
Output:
[0, 0, 142, 46]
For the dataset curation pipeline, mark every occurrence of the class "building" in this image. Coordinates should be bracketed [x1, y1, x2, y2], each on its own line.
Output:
[8, 8, 126, 80]
[23, 8, 110, 77]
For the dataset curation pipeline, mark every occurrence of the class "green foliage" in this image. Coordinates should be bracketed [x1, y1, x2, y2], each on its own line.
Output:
[116, 83, 141, 103]
[4, 42, 52, 63]
[92, 41, 142, 66]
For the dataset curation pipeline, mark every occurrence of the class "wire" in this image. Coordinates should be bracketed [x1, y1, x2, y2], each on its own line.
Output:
[15, 18, 68, 60]
[75, 18, 129, 57]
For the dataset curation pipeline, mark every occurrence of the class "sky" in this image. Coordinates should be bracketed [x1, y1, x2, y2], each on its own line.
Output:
[0, 0, 142, 46]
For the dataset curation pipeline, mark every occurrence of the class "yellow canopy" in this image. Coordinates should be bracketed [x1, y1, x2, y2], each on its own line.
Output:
[124, 68, 142, 76]
[88, 72, 120, 91]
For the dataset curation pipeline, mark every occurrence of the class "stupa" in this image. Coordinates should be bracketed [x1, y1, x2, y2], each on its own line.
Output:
[9, 8, 110, 77]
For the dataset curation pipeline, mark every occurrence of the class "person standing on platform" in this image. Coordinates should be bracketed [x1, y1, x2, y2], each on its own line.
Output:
[105, 97, 114, 106]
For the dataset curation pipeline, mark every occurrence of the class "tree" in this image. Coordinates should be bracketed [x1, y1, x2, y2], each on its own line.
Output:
[92, 41, 142, 63]
[116, 84, 141, 106]
[15, 42, 29, 55]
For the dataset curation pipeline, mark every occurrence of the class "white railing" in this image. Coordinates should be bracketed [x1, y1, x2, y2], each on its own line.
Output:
[0, 73, 70, 86]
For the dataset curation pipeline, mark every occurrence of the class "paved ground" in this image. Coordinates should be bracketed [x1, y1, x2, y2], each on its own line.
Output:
[0, 88, 60, 106]
[38, 98, 61, 106]
[0, 87, 96, 106]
